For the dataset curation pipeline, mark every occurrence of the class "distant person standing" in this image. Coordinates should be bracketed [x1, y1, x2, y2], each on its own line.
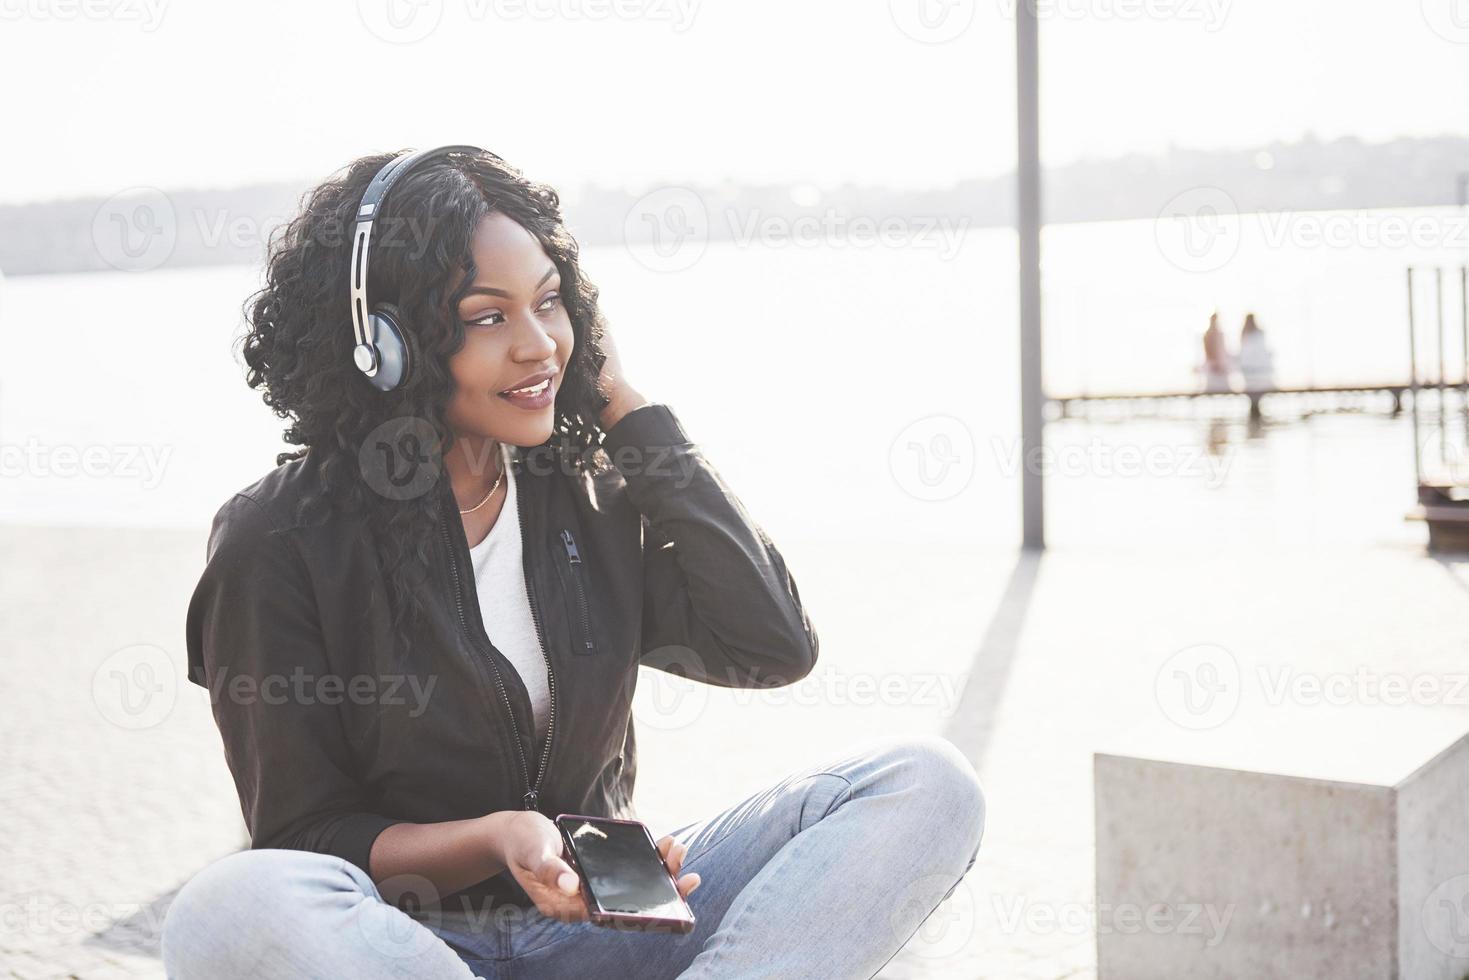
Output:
[1238, 312, 1276, 392]
[1201, 312, 1232, 392]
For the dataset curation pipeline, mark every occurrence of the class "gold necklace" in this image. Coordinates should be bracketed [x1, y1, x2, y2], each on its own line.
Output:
[457, 454, 506, 515]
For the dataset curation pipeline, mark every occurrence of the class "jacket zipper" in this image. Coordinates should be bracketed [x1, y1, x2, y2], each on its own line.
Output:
[518, 466, 556, 812]
[559, 529, 598, 655]
[438, 471, 557, 813]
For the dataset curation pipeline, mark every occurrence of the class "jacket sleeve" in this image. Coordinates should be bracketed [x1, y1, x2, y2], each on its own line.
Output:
[185, 492, 402, 874]
[601, 402, 819, 689]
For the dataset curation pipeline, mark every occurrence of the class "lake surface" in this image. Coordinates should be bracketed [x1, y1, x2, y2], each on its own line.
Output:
[2, 204, 1464, 553]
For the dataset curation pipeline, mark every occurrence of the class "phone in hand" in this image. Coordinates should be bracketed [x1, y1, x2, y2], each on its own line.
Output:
[554, 813, 697, 934]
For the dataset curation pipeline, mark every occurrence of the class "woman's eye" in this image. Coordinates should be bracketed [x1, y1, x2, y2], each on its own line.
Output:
[465, 294, 557, 326]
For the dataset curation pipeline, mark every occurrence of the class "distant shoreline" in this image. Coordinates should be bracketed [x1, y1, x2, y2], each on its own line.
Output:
[4, 133, 1468, 277]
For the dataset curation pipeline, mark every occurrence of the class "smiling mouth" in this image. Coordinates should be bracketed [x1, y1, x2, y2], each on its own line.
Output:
[502, 377, 552, 397]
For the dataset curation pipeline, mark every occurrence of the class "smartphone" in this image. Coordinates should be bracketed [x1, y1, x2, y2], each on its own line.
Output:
[554, 813, 697, 934]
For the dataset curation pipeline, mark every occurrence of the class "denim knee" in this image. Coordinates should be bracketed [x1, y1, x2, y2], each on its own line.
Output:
[879, 733, 987, 858]
[161, 848, 369, 978]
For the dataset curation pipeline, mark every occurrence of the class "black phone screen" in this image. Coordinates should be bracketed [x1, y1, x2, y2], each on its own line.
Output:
[561, 818, 686, 918]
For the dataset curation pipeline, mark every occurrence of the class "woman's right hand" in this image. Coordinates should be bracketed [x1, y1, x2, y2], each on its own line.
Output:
[493, 810, 591, 924]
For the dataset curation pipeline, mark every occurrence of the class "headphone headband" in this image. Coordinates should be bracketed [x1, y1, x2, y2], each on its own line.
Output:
[356, 144, 485, 222]
[348, 144, 489, 390]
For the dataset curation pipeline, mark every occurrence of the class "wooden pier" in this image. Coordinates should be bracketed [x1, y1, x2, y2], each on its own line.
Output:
[1049, 381, 1465, 421]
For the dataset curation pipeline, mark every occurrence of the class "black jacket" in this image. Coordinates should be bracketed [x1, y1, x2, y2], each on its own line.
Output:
[184, 402, 819, 910]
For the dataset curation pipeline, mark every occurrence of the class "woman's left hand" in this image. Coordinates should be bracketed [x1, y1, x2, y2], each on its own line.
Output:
[656, 834, 701, 902]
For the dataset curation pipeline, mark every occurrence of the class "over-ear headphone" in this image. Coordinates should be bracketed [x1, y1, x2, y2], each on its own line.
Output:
[349, 144, 488, 392]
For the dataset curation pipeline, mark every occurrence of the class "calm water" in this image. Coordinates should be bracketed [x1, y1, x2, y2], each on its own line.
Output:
[2, 204, 1464, 553]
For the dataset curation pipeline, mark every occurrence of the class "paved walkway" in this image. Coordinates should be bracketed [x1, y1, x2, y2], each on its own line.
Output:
[3, 514, 1467, 978]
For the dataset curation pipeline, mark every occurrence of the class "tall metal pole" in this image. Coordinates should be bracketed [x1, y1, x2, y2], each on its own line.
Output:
[1407, 267, 1422, 487]
[1437, 267, 1448, 465]
[1017, 0, 1044, 550]
[1460, 265, 1467, 441]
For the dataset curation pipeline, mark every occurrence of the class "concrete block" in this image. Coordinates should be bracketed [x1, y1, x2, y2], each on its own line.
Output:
[1095, 727, 1469, 979]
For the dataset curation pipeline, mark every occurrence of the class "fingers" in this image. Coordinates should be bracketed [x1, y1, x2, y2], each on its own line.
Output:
[536, 853, 581, 897]
[658, 837, 699, 899]
[658, 837, 688, 876]
[528, 857, 589, 923]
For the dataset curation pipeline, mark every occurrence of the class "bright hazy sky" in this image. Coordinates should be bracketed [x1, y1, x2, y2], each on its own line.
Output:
[2, 0, 1467, 203]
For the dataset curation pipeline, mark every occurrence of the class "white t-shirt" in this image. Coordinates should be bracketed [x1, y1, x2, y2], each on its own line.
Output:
[467, 443, 551, 738]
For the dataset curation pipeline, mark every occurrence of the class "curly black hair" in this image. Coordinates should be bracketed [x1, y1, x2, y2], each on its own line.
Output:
[239, 147, 611, 656]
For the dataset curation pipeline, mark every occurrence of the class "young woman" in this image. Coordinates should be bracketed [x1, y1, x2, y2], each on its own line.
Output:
[163, 146, 986, 979]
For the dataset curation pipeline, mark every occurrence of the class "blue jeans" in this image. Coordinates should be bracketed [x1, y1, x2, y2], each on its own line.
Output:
[162, 733, 985, 979]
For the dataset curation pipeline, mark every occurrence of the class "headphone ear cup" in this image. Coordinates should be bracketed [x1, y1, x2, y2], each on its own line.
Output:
[366, 303, 414, 392]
